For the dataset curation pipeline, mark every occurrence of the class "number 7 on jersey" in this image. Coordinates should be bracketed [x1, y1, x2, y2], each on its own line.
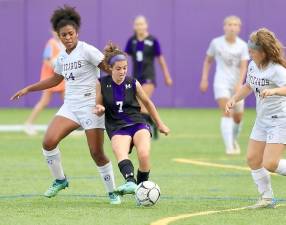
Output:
[116, 101, 123, 113]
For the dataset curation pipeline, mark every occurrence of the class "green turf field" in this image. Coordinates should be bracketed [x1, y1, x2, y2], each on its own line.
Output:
[1, 108, 286, 225]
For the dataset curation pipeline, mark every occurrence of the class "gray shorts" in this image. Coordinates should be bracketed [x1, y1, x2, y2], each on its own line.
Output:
[250, 117, 286, 144]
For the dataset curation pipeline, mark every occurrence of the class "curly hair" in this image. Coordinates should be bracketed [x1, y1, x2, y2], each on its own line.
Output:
[250, 28, 286, 68]
[102, 42, 127, 67]
[50, 5, 81, 32]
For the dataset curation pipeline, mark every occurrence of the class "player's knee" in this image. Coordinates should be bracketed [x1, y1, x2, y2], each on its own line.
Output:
[42, 136, 60, 150]
[138, 150, 150, 164]
[247, 154, 260, 169]
[90, 148, 107, 164]
[262, 159, 278, 172]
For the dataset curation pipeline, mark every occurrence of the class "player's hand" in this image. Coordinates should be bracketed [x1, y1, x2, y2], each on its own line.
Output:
[93, 105, 105, 116]
[157, 123, 170, 136]
[165, 76, 173, 86]
[260, 88, 276, 98]
[10, 87, 29, 100]
[200, 79, 208, 93]
[225, 98, 236, 113]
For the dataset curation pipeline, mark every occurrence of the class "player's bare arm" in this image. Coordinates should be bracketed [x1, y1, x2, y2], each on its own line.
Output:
[11, 73, 64, 100]
[135, 81, 170, 135]
[226, 84, 252, 112]
[94, 80, 105, 116]
[235, 59, 248, 93]
[157, 55, 173, 86]
[200, 55, 214, 93]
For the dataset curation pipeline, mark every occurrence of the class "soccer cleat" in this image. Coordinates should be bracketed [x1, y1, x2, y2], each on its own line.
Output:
[108, 192, 121, 205]
[115, 181, 137, 195]
[24, 123, 37, 136]
[44, 179, 69, 198]
[248, 197, 276, 209]
[233, 140, 241, 154]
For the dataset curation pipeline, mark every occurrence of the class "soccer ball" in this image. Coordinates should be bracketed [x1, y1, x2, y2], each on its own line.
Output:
[135, 181, 161, 206]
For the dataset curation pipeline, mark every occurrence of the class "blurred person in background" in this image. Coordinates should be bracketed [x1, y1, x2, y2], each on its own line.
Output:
[125, 15, 173, 139]
[24, 31, 64, 135]
[200, 15, 249, 155]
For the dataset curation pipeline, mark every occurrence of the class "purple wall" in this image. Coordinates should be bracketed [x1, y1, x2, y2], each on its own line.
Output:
[1, 0, 286, 108]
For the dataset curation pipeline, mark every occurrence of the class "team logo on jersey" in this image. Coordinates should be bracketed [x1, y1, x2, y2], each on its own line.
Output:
[125, 84, 132, 89]
[144, 40, 154, 46]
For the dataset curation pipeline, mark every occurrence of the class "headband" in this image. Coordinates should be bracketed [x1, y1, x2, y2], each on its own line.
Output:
[108, 54, 127, 65]
[248, 40, 262, 50]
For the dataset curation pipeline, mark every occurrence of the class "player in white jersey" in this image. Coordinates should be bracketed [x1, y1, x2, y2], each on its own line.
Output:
[226, 28, 286, 208]
[200, 16, 249, 155]
[11, 5, 121, 204]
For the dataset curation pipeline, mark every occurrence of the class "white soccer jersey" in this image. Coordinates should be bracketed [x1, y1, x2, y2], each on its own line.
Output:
[246, 60, 286, 118]
[54, 41, 104, 107]
[207, 36, 250, 87]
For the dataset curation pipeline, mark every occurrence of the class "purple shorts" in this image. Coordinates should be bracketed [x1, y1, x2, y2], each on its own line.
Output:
[137, 78, 156, 86]
[111, 123, 151, 138]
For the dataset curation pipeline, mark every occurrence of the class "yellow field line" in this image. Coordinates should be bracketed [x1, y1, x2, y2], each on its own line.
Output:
[150, 206, 248, 225]
[173, 158, 250, 171]
[151, 204, 286, 225]
[173, 158, 278, 176]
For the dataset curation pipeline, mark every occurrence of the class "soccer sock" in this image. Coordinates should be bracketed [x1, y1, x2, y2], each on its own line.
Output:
[220, 117, 234, 152]
[251, 168, 274, 199]
[233, 121, 242, 140]
[137, 170, 150, 184]
[275, 159, 286, 176]
[42, 147, 65, 180]
[97, 161, 116, 193]
[118, 159, 136, 183]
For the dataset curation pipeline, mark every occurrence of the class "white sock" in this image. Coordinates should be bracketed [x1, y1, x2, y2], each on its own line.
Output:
[42, 147, 65, 180]
[97, 161, 116, 193]
[233, 121, 242, 140]
[251, 168, 274, 199]
[275, 159, 286, 175]
[220, 117, 234, 152]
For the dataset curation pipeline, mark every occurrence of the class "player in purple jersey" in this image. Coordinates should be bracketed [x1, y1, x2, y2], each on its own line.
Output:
[125, 15, 173, 139]
[95, 43, 170, 195]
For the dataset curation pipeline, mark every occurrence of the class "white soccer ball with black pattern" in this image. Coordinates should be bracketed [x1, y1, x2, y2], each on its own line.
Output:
[135, 181, 161, 206]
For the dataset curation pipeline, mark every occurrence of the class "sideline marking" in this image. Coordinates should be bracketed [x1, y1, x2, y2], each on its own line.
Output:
[151, 204, 285, 225]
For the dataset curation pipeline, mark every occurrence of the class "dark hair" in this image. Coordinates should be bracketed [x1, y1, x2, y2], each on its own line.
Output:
[250, 28, 286, 68]
[103, 42, 127, 67]
[50, 5, 81, 33]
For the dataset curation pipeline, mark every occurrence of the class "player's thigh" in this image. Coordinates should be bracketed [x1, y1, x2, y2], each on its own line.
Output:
[133, 129, 151, 160]
[111, 135, 132, 162]
[43, 116, 80, 149]
[142, 83, 155, 97]
[246, 139, 266, 169]
[263, 143, 285, 172]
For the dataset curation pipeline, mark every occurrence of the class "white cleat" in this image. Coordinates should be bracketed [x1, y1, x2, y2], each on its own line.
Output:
[24, 123, 37, 136]
[233, 140, 241, 155]
[248, 197, 276, 209]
